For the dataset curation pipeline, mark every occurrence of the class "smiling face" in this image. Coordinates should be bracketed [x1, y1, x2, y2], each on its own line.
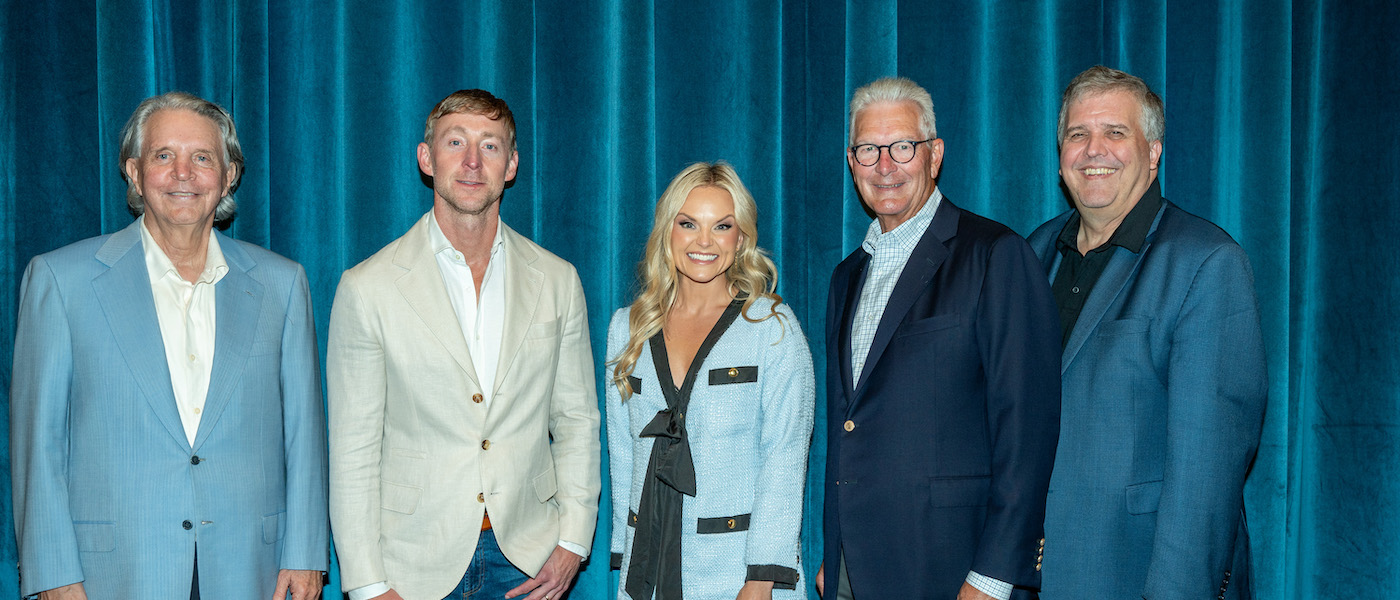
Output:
[123, 108, 235, 233]
[848, 100, 944, 232]
[669, 185, 743, 289]
[418, 111, 519, 217]
[1059, 89, 1162, 220]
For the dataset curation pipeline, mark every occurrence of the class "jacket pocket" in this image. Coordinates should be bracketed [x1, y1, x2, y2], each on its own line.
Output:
[897, 313, 963, 337]
[1098, 317, 1151, 336]
[707, 366, 758, 385]
[262, 512, 284, 544]
[929, 475, 991, 508]
[534, 466, 558, 502]
[696, 513, 751, 534]
[381, 481, 422, 514]
[1126, 480, 1162, 515]
[73, 521, 115, 552]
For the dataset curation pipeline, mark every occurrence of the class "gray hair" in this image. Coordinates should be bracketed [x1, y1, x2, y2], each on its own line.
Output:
[849, 77, 937, 145]
[118, 92, 244, 223]
[1057, 65, 1164, 145]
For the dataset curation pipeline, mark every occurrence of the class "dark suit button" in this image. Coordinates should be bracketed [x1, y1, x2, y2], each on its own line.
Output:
[1223, 570, 1231, 582]
[182, 520, 193, 530]
[190, 456, 201, 465]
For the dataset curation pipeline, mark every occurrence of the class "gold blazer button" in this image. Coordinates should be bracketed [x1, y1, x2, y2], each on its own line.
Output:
[477, 493, 485, 503]
[481, 439, 491, 450]
[843, 420, 855, 432]
[727, 368, 738, 378]
[726, 518, 736, 529]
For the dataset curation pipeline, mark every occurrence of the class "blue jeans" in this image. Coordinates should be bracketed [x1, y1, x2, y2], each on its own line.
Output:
[442, 528, 531, 600]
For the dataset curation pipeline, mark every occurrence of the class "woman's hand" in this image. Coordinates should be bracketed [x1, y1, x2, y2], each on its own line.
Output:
[736, 580, 774, 600]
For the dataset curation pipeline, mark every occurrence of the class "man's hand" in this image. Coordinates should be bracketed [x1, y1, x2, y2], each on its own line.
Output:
[38, 583, 86, 600]
[815, 562, 825, 596]
[505, 546, 583, 600]
[369, 591, 405, 600]
[272, 569, 323, 600]
[956, 581, 997, 600]
[736, 580, 774, 600]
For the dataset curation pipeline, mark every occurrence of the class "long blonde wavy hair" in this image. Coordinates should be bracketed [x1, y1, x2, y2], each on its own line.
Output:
[611, 162, 784, 400]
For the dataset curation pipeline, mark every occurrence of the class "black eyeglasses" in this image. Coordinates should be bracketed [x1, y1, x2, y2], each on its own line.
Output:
[849, 138, 935, 166]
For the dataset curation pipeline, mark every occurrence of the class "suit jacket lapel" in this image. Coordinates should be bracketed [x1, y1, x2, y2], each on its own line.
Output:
[195, 235, 263, 450]
[395, 215, 482, 388]
[832, 253, 869, 410]
[91, 222, 188, 450]
[1060, 203, 1166, 372]
[492, 224, 542, 398]
[854, 200, 956, 398]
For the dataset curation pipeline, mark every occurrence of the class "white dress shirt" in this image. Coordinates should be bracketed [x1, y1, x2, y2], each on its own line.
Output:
[848, 190, 1012, 600]
[139, 217, 227, 446]
[348, 213, 582, 600]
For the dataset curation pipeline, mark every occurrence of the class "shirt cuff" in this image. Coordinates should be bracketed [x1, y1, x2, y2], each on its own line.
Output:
[558, 540, 589, 560]
[966, 571, 1012, 600]
[347, 581, 391, 600]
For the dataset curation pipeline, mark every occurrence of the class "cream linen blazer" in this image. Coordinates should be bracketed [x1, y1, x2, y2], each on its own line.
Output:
[327, 214, 599, 599]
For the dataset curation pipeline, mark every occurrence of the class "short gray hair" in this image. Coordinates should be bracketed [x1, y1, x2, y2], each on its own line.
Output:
[849, 77, 937, 145]
[1057, 65, 1164, 145]
[118, 92, 244, 223]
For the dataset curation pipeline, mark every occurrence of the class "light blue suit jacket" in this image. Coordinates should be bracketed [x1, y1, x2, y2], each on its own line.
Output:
[10, 220, 328, 599]
[1027, 196, 1266, 600]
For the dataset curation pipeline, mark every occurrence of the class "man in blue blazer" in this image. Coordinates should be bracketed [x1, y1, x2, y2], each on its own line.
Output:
[819, 77, 1061, 600]
[1027, 66, 1267, 600]
[10, 92, 328, 600]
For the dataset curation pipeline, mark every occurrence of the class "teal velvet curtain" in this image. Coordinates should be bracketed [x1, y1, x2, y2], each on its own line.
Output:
[2, 1, 1395, 598]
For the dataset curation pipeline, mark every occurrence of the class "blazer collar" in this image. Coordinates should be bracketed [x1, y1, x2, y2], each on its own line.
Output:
[490, 222, 543, 399]
[93, 222, 265, 451]
[1058, 201, 1170, 372]
[195, 235, 263, 450]
[392, 213, 483, 388]
[851, 199, 960, 401]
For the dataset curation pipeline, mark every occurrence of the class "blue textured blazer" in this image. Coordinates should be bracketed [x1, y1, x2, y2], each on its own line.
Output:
[1026, 198, 1266, 600]
[823, 199, 1061, 598]
[10, 220, 329, 599]
[607, 298, 815, 599]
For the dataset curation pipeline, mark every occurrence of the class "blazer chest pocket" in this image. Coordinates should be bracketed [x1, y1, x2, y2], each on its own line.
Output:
[897, 313, 963, 338]
[526, 318, 560, 340]
[929, 475, 990, 508]
[708, 366, 757, 385]
[1098, 317, 1151, 337]
[73, 521, 115, 552]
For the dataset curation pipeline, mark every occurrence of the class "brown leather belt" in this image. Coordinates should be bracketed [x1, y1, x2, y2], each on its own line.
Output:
[481, 510, 492, 531]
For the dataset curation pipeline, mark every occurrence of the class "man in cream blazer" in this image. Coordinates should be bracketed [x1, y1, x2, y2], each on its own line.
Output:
[328, 90, 600, 600]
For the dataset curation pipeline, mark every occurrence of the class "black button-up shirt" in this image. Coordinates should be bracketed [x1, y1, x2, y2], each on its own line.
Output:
[1051, 179, 1163, 346]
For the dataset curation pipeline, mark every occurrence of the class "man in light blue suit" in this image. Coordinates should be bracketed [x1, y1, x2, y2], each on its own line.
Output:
[10, 92, 328, 600]
[1027, 66, 1267, 600]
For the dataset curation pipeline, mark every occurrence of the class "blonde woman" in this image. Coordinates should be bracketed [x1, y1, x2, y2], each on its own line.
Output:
[606, 162, 815, 600]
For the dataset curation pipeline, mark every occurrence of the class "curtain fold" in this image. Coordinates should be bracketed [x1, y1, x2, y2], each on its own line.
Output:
[3, 1, 1395, 598]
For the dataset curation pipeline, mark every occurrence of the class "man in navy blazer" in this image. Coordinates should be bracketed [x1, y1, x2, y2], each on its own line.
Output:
[10, 93, 328, 599]
[818, 77, 1061, 600]
[1027, 66, 1267, 600]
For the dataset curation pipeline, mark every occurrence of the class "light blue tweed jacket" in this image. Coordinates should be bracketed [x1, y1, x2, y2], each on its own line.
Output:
[606, 297, 814, 599]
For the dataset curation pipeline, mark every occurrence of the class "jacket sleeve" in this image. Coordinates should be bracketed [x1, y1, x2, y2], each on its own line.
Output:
[971, 234, 1062, 587]
[1143, 244, 1266, 599]
[10, 256, 86, 596]
[326, 270, 392, 590]
[277, 266, 330, 571]
[603, 308, 633, 569]
[546, 268, 601, 553]
[743, 308, 816, 589]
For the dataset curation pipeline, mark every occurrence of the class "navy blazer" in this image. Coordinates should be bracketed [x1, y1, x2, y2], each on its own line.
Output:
[1027, 197, 1266, 600]
[823, 199, 1061, 598]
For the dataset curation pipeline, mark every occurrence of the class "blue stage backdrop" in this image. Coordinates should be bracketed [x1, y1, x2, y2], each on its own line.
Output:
[2, 1, 1396, 598]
